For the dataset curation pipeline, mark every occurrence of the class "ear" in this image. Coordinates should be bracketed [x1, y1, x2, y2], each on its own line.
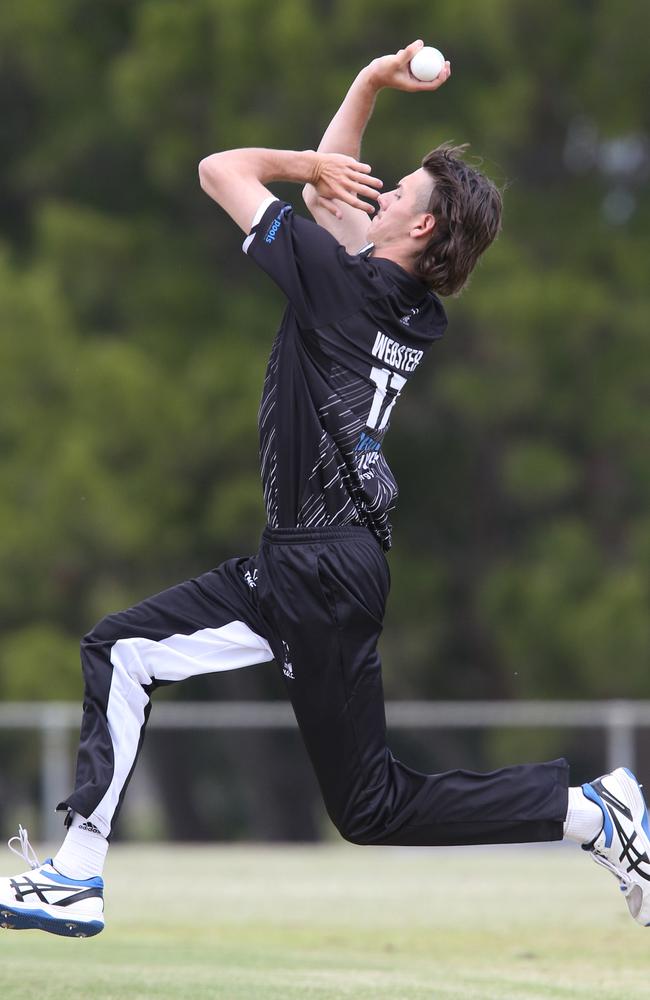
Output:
[410, 213, 435, 241]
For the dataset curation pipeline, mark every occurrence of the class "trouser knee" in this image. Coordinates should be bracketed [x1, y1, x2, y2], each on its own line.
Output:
[80, 613, 125, 678]
[336, 823, 380, 846]
[81, 608, 128, 650]
[328, 801, 389, 846]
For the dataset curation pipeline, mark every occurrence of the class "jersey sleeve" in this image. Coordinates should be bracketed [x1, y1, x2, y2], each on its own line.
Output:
[242, 198, 369, 328]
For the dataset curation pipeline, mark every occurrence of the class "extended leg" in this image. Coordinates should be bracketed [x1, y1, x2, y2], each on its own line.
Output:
[0, 555, 272, 937]
[257, 527, 569, 847]
[60, 555, 272, 839]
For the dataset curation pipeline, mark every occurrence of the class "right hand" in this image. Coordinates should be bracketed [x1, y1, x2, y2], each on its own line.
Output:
[310, 152, 383, 217]
[366, 39, 451, 93]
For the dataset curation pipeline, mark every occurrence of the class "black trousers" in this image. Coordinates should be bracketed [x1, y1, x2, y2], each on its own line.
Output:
[60, 525, 569, 843]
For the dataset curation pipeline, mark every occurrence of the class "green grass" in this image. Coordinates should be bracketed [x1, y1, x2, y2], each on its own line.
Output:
[2, 843, 648, 999]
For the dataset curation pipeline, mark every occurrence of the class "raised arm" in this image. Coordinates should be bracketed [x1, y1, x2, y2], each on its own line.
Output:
[303, 40, 451, 253]
[198, 147, 382, 234]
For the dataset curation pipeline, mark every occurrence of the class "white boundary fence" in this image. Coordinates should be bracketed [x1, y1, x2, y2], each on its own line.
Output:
[0, 700, 646, 841]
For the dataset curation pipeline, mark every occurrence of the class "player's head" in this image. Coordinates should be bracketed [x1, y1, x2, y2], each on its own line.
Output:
[416, 143, 502, 295]
[369, 143, 502, 296]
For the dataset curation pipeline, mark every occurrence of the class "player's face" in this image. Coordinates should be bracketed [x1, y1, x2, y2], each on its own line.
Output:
[368, 168, 433, 247]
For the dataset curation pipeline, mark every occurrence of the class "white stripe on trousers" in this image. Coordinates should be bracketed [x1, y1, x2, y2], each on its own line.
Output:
[88, 620, 274, 837]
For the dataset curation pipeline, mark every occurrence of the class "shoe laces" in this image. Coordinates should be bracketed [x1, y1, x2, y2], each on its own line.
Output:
[8, 824, 41, 871]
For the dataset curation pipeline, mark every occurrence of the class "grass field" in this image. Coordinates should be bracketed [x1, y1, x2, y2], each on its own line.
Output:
[2, 843, 649, 999]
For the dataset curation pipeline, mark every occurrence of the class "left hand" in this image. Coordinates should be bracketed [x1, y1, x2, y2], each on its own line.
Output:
[310, 152, 383, 217]
[366, 39, 451, 93]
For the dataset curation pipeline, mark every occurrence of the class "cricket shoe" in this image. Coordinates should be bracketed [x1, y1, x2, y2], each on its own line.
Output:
[582, 767, 650, 926]
[0, 826, 104, 937]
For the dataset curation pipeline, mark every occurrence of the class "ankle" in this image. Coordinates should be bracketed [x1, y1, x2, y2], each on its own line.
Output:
[563, 785, 604, 846]
[52, 815, 109, 880]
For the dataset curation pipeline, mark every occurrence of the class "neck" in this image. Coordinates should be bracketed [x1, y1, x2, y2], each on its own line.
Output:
[370, 246, 416, 276]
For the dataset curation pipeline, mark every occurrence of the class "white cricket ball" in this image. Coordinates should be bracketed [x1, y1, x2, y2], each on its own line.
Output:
[410, 46, 445, 82]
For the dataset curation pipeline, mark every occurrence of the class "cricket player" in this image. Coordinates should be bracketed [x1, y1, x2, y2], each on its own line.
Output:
[2, 41, 649, 937]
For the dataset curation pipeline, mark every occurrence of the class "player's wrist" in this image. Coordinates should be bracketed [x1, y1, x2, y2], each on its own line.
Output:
[307, 150, 323, 186]
[358, 63, 384, 93]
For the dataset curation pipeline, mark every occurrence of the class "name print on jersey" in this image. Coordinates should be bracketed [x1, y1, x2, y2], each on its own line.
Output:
[364, 330, 424, 434]
[371, 330, 424, 374]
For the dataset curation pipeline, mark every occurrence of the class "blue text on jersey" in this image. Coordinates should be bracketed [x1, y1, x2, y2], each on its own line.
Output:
[265, 214, 284, 244]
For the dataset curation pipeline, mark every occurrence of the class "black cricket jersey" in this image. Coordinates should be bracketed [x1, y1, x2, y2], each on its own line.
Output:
[243, 197, 447, 550]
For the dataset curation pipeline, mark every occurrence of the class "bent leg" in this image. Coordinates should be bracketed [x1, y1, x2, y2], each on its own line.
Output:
[59, 556, 272, 838]
[258, 528, 568, 847]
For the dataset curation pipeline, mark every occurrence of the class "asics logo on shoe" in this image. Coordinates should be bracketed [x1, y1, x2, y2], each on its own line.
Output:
[595, 783, 633, 822]
[9, 874, 103, 908]
[593, 777, 650, 882]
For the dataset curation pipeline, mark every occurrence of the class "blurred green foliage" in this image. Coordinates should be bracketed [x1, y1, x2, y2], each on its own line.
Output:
[0, 0, 648, 715]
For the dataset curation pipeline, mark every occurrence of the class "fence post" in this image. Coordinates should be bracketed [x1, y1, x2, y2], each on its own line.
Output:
[605, 701, 636, 774]
[41, 706, 73, 844]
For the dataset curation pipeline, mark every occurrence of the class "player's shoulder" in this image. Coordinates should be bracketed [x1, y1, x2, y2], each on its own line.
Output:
[361, 254, 448, 341]
[275, 202, 387, 280]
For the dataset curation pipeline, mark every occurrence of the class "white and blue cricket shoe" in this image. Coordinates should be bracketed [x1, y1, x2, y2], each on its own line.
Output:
[0, 826, 104, 937]
[582, 767, 650, 926]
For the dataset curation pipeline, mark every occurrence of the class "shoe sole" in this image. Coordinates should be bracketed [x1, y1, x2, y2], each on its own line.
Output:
[0, 904, 103, 938]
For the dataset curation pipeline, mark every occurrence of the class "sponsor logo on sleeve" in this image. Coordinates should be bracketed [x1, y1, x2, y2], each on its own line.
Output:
[264, 206, 290, 244]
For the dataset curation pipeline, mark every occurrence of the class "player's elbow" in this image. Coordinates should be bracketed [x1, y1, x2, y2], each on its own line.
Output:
[198, 155, 214, 193]
[198, 153, 228, 195]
